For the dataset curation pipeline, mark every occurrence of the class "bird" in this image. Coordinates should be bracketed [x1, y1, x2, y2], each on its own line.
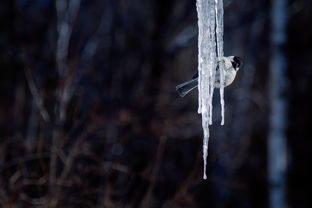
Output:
[176, 56, 242, 97]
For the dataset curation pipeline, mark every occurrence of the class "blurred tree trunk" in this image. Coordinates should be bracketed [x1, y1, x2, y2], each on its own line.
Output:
[268, 0, 288, 207]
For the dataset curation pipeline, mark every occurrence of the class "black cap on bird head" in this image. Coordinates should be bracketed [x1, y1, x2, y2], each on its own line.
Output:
[231, 56, 243, 71]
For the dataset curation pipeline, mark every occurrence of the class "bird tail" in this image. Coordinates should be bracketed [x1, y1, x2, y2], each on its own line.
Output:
[176, 78, 198, 97]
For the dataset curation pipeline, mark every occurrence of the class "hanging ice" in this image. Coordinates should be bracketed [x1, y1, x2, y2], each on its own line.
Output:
[196, 0, 225, 179]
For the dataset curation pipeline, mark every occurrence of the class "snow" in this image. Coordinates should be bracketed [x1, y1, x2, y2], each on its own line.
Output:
[196, 0, 225, 179]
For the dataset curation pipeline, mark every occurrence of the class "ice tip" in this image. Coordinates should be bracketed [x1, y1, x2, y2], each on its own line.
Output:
[221, 119, 224, 126]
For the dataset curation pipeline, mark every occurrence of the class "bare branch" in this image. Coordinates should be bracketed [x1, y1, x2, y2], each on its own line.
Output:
[24, 67, 50, 122]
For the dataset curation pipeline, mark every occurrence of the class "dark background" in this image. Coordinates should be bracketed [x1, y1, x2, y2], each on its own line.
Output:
[0, 0, 311, 207]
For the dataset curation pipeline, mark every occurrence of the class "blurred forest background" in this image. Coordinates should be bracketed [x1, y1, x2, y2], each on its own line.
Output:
[0, 0, 312, 207]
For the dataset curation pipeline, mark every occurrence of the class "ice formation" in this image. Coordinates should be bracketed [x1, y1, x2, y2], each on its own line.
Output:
[196, 0, 225, 179]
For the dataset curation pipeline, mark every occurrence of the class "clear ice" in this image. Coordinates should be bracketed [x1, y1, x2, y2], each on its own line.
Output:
[196, 0, 225, 179]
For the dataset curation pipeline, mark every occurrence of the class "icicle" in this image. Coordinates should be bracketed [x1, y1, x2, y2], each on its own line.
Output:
[196, 0, 224, 179]
[215, 0, 225, 125]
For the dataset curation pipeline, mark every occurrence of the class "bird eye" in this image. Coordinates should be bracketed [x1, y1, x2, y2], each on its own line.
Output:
[231, 60, 238, 69]
[233, 56, 242, 68]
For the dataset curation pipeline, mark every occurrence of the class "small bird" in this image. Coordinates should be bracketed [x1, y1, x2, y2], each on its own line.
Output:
[176, 56, 242, 97]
